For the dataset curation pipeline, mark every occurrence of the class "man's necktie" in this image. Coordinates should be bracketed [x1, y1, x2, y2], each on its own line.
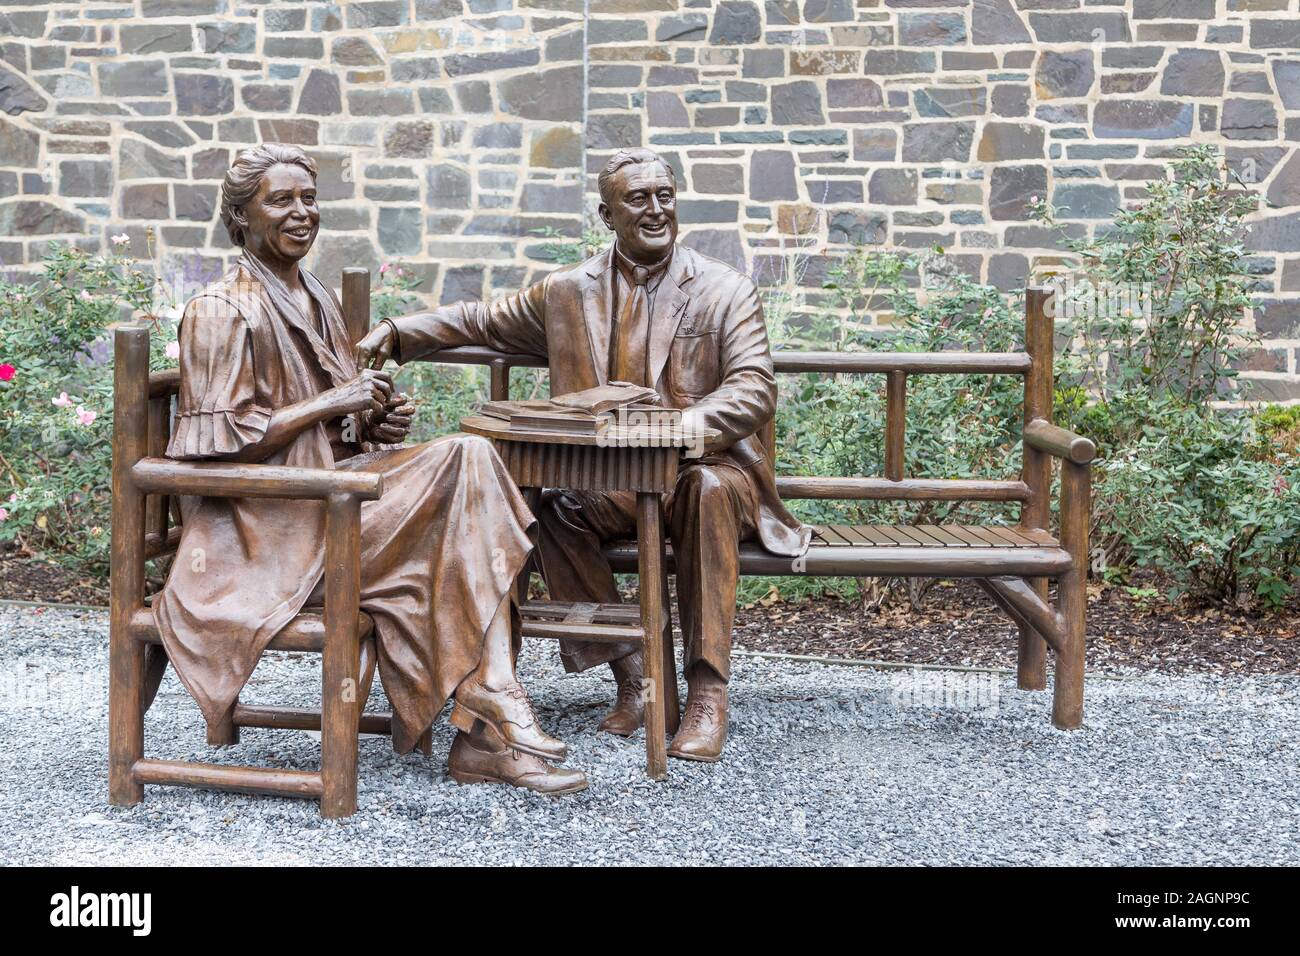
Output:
[611, 264, 653, 386]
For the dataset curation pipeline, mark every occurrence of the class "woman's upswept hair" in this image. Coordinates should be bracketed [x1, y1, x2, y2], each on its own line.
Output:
[219, 143, 318, 246]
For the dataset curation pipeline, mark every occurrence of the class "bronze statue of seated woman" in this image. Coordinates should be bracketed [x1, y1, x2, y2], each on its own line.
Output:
[153, 142, 584, 795]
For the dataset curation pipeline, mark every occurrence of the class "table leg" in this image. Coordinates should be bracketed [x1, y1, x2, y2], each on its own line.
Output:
[660, 550, 680, 736]
[637, 491, 668, 780]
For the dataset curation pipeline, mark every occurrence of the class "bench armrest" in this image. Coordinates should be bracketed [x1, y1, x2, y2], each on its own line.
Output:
[1023, 419, 1096, 465]
[132, 457, 383, 501]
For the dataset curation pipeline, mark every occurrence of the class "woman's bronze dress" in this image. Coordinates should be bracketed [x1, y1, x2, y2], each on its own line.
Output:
[153, 253, 535, 752]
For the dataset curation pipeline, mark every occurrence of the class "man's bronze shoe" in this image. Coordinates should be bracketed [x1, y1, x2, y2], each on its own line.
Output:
[599, 651, 645, 736]
[451, 676, 567, 761]
[447, 727, 587, 796]
[667, 682, 727, 762]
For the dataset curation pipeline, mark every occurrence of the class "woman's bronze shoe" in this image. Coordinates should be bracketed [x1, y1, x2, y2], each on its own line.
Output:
[451, 676, 567, 761]
[448, 728, 587, 796]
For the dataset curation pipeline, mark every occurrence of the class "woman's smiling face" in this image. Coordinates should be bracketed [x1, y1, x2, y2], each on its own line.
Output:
[239, 163, 319, 263]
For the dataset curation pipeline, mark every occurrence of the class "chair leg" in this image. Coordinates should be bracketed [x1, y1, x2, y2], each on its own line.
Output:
[108, 618, 145, 805]
[416, 729, 433, 757]
[1016, 577, 1049, 691]
[321, 493, 362, 818]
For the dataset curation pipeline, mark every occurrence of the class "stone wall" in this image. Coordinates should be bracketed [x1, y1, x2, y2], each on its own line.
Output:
[2, 1, 1300, 399]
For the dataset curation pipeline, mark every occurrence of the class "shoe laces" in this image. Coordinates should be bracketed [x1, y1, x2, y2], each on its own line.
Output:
[503, 680, 539, 722]
[615, 676, 642, 709]
[682, 697, 716, 731]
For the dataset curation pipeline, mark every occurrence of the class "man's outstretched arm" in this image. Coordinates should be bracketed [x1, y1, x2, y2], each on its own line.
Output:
[356, 277, 549, 368]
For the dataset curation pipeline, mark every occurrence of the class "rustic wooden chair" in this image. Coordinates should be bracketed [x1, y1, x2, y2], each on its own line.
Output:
[417, 286, 1095, 730]
[108, 268, 412, 819]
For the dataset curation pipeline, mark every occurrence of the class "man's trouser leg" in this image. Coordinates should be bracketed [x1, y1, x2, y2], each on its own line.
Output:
[665, 464, 758, 683]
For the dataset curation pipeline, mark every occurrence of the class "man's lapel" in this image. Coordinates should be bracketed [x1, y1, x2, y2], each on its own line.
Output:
[647, 246, 694, 390]
[580, 246, 614, 385]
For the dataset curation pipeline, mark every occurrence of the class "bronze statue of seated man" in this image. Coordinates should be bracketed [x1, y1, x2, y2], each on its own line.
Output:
[358, 147, 811, 763]
[154, 143, 585, 795]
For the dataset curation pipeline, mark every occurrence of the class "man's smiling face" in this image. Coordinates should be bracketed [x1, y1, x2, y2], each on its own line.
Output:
[599, 160, 678, 265]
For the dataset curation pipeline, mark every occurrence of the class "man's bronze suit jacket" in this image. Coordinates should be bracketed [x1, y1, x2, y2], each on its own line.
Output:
[387, 243, 811, 557]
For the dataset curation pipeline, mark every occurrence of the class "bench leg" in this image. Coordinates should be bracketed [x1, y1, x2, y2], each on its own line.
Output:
[1053, 462, 1090, 730]
[1016, 578, 1049, 691]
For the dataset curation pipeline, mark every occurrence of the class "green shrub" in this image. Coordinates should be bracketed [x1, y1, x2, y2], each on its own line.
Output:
[1099, 399, 1299, 607]
[0, 241, 174, 569]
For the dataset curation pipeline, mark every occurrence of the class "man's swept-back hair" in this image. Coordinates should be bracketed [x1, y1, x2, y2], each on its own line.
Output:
[220, 143, 318, 246]
[597, 147, 675, 205]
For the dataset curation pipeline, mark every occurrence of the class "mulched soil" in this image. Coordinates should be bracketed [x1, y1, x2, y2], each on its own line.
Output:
[4, 552, 1297, 676]
[733, 579, 1300, 676]
[0, 552, 108, 606]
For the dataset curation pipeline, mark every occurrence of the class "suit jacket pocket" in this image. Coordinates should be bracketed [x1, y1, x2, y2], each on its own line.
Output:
[668, 329, 719, 399]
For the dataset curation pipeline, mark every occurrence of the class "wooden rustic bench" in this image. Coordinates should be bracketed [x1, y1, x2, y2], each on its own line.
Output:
[416, 286, 1095, 730]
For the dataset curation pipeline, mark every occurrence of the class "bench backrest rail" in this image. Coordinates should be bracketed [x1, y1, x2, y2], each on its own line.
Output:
[143, 284, 1059, 531]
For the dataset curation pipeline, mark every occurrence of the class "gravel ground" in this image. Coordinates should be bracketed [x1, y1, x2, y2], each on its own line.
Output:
[1, 604, 1298, 866]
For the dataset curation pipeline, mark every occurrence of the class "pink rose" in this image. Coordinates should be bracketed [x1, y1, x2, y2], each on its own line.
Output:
[379, 263, 391, 275]
[52, 392, 73, 408]
[0, 508, 7, 522]
[0, 363, 14, 382]
[165, 341, 180, 360]
[75, 405, 97, 426]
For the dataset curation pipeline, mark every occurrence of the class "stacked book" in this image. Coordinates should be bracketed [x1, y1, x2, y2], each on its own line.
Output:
[479, 383, 682, 435]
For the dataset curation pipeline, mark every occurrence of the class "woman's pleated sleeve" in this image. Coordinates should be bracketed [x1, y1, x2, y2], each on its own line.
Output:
[167, 296, 272, 459]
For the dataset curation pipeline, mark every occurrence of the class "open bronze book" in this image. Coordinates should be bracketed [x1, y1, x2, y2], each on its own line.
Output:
[479, 383, 680, 435]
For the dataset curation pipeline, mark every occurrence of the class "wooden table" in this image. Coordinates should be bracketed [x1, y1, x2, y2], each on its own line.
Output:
[460, 414, 717, 779]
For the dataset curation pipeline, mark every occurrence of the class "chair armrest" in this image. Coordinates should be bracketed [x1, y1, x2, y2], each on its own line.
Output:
[1023, 419, 1096, 465]
[132, 458, 383, 501]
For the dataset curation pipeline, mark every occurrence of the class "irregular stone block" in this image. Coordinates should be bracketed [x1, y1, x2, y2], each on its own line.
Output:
[530, 126, 581, 168]
[384, 121, 435, 158]
[499, 65, 582, 121]
[1250, 19, 1300, 49]
[120, 139, 186, 180]
[989, 164, 1047, 221]
[298, 70, 342, 116]
[977, 122, 1043, 161]
[1161, 48, 1225, 96]
[865, 50, 937, 75]
[174, 183, 217, 221]
[1093, 100, 1193, 139]
[427, 164, 472, 209]
[749, 149, 797, 201]
[1029, 12, 1132, 43]
[827, 78, 883, 109]
[201, 21, 257, 54]
[99, 61, 167, 98]
[1221, 98, 1278, 140]
[827, 210, 886, 245]
[853, 128, 896, 162]
[771, 81, 824, 125]
[972, 0, 1030, 46]
[121, 24, 193, 55]
[656, 13, 708, 42]
[682, 228, 745, 271]
[902, 121, 974, 163]
[710, 2, 761, 44]
[899, 12, 967, 46]
[869, 168, 917, 206]
[915, 86, 986, 118]
[120, 183, 169, 220]
[175, 74, 234, 116]
[0, 117, 38, 167]
[1052, 183, 1120, 220]
[1035, 50, 1095, 99]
